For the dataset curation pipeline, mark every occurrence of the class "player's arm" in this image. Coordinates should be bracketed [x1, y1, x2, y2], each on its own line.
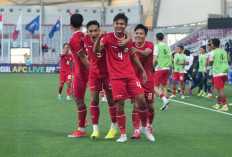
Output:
[93, 30, 106, 53]
[60, 51, 65, 57]
[78, 51, 90, 70]
[131, 47, 152, 57]
[177, 56, 189, 65]
[117, 30, 131, 48]
[209, 52, 214, 66]
[131, 55, 147, 83]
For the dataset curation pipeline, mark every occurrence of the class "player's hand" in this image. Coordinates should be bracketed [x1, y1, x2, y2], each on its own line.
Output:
[142, 71, 147, 83]
[118, 39, 130, 48]
[99, 30, 107, 38]
[193, 68, 196, 73]
[130, 47, 139, 54]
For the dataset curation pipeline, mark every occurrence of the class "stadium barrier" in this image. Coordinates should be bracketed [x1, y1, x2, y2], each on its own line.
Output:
[0, 64, 58, 74]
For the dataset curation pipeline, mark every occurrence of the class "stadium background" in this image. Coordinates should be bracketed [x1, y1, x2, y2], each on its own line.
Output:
[0, 1, 232, 157]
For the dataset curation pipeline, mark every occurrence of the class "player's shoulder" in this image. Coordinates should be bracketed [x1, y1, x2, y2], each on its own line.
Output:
[145, 41, 154, 48]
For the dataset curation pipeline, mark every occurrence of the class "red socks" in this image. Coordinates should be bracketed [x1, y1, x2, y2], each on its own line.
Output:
[217, 99, 221, 105]
[147, 108, 154, 125]
[160, 94, 164, 98]
[78, 104, 87, 128]
[181, 88, 185, 95]
[138, 105, 147, 127]
[59, 85, 63, 94]
[221, 99, 227, 106]
[67, 86, 71, 96]
[172, 88, 176, 95]
[132, 110, 140, 130]
[90, 101, 100, 125]
[108, 103, 117, 123]
[117, 110, 126, 134]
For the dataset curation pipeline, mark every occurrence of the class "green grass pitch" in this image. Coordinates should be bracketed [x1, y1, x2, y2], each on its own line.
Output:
[0, 74, 232, 157]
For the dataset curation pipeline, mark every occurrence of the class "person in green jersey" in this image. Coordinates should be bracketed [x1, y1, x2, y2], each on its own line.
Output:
[205, 42, 214, 98]
[170, 45, 189, 99]
[209, 38, 229, 111]
[153, 33, 173, 110]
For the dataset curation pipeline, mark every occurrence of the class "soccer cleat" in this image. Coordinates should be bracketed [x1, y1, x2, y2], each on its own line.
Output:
[148, 126, 153, 135]
[219, 106, 229, 111]
[197, 91, 203, 96]
[169, 94, 176, 98]
[201, 92, 207, 97]
[116, 134, 127, 143]
[206, 94, 212, 98]
[165, 106, 168, 110]
[105, 129, 117, 139]
[177, 89, 181, 94]
[58, 95, 62, 100]
[68, 130, 86, 138]
[131, 132, 141, 139]
[66, 96, 71, 101]
[181, 95, 185, 99]
[213, 105, 220, 110]
[160, 100, 170, 110]
[101, 97, 107, 103]
[139, 126, 155, 142]
[85, 120, 89, 128]
[90, 130, 100, 140]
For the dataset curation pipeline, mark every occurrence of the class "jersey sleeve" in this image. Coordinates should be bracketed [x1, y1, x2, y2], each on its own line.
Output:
[100, 36, 108, 47]
[153, 45, 158, 56]
[70, 38, 83, 55]
[147, 42, 154, 51]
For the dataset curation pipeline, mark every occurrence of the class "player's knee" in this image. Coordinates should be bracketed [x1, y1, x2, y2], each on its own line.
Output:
[132, 102, 138, 110]
[147, 103, 154, 111]
[115, 100, 124, 110]
[91, 94, 99, 102]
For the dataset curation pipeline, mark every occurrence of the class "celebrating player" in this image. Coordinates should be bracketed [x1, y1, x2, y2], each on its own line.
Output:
[210, 38, 229, 111]
[153, 33, 173, 110]
[94, 13, 155, 143]
[68, 14, 90, 138]
[130, 24, 154, 139]
[58, 43, 73, 101]
[206, 43, 214, 98]
[83, 20, 117, 140]
[170, 45, 189, 99]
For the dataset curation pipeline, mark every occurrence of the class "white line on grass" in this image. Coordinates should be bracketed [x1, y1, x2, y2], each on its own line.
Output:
[169, 99, 232, 116]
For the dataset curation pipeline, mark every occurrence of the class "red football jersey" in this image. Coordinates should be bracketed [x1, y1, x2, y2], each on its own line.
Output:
[83, 35, 108, 78]
[132, 41, 154, 82]
[60, 53, 72, 72]
[101, 32, 136, 79]
[69, 31, 88, 79]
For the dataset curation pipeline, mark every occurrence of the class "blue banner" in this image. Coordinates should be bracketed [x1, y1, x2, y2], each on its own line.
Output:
[0, 65, 58, 73]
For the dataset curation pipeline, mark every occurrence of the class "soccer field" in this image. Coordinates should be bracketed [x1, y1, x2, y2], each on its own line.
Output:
[0, 74, 232, 157]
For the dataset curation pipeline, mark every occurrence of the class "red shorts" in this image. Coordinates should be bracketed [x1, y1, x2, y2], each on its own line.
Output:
[213, 75, 227, 89]
[60, 71, 72, 83]
[71, 76, 88, 99]
[89, 75, 112, 93]
[110, 77, 144, 101]
[173, 72, 185, 82]
[142, 81, 154, 104]
[154, 70, 170, 86]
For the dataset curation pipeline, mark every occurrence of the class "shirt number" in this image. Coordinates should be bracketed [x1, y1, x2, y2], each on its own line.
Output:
[118, 52, 122, 60]
[97, 53, 101, 58]
[66, 61, 70, 65]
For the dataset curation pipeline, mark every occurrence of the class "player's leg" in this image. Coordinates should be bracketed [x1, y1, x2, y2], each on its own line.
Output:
[66, 74, 72, 100]
[58, 72, 65, 100]
[179, 73, 185, 99]
[170, 72, 177, 98]
[218, 76, 228, 111]
[104, 78, 117, 139]
[68, 78, 88, 138]
[202, 73, 208, 97]
[130, 99, 141, 139]
[198, 72, 204, 96]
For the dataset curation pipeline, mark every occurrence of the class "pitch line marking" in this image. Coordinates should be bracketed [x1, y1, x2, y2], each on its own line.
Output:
[169, 99, 232, 116]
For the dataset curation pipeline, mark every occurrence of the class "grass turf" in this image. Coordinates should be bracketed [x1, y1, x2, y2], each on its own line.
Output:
[0, 74, 232, 157]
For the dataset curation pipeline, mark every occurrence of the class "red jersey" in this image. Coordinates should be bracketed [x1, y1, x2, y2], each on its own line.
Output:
[132, 41, 154, 82]
[60, 53, 72, 73]
[101, 32, 136, 79]
[69, 31, 88, 79]
[83, 35, 108, 78]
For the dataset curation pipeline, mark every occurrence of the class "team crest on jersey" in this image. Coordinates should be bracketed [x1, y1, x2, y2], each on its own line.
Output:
[124, 48, 129, 52]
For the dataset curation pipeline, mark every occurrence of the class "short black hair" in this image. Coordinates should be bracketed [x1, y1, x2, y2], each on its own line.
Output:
[178, 45, 184, 51]
[156, 33, 164, 41]
[113, 13, 128, 25]
[207, 42, 211, 46]
[87, 20, 100, 29]
[200, 46, 206, 51]
[134, 24, 148, 35]
[70, 13, 83, 28]
[63, 43, 69, 48]
[211, 38, 220, 47]
[184, 49, 190, 56]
